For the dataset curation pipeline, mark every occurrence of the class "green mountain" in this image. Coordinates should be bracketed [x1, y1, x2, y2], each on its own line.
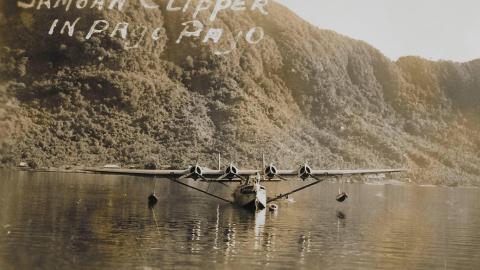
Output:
[1, 1, 479, 185]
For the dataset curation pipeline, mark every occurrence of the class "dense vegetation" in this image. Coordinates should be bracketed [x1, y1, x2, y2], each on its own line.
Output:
[1, 2, 479, 185]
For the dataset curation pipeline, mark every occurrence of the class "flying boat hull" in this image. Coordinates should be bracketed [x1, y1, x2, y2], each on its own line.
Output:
[234, 184, 267, 211]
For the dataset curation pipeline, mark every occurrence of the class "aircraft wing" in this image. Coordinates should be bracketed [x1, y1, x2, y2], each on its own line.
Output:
[310, 168, 406, 177]
[274, 168, 405, 177]
[84, 167, 405, 180]
[84, 168, 223, 177]
[236, 169, 262, 176]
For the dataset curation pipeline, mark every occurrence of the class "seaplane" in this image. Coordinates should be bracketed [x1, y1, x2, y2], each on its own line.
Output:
[84, 154, 406, 211]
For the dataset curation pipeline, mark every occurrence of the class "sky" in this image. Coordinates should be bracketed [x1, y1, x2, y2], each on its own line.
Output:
[276, 0, 480, 62]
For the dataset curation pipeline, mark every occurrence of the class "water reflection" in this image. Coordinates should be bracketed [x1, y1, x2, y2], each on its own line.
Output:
[0, 170, 480, 270]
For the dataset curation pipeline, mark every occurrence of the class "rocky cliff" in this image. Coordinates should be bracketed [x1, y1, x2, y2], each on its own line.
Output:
[1, 1, 479, 185]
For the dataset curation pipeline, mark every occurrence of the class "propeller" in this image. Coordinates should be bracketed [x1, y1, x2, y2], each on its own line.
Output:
[177, 161, 231, 186]
[298, 162, 345, 202]
[179, 163, 203, 180]
[298, 163, 313, 180]
[298, 163, 325, 182]
[263, 164, 289, 181]
[264, 164, 277, 179]
[216, 163, 246, 181]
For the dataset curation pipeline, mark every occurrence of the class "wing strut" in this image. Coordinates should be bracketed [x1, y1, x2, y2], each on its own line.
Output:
[170, 179, 234, 204]
[267, 179, 326, 203]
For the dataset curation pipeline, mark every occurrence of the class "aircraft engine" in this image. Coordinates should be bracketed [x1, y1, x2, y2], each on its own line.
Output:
[189, 165, 203, 179]
[299, 164, 312, 180]
[224, 164, 239, 179]
[265, 165, 278, 179]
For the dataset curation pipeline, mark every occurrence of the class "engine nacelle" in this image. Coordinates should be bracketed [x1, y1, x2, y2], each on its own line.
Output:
[265, 164, 277, 179]
[224, 164, 239, 179]
[299, 164, 312, 180]
[189, 165, 203, 179]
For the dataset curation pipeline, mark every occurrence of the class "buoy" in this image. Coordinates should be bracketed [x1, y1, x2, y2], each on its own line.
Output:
[268, 204, 278, 212]
[148, 193, 158, 208]
[336, 192, 348, 202]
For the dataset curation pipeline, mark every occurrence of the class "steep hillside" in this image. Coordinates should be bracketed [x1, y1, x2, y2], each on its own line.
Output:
[0, 1, 479, 185]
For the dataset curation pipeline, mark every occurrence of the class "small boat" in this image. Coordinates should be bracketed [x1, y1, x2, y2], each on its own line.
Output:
[103, 164, 121, 169]
[18, 162, 29, 168]
[268, 204, 278, 212]
[336, 192, 348, 202]
[234, 182, 267, 211]
[148, 193, 158, 208]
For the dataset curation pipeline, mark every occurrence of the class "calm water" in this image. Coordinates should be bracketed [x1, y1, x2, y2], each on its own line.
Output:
[0, 170, 479, 270]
